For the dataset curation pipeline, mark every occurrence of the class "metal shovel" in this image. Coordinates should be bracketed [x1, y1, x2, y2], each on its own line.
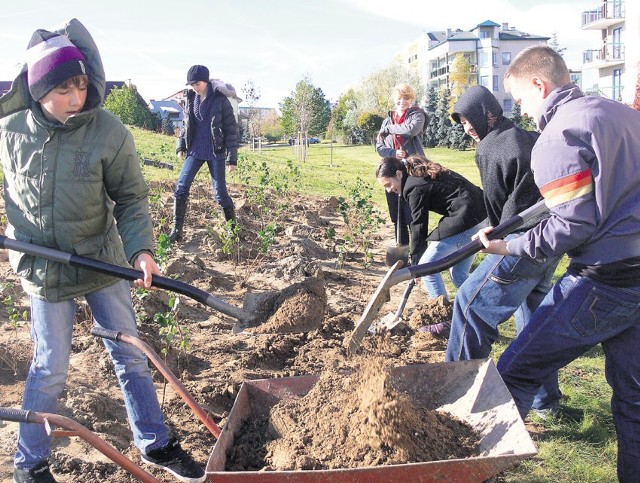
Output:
[347, 200, 548, 354]
[0, 235, 257, 326]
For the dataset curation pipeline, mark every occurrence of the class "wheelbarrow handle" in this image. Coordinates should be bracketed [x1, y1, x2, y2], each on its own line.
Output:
[0, 235, 254, 325]
[391, 199, 547, 285]
[91, 327, 222, 439]
[0, 407, 162, 482]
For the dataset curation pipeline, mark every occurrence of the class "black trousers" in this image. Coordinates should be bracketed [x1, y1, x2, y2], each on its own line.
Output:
[385, 191, 412, 246]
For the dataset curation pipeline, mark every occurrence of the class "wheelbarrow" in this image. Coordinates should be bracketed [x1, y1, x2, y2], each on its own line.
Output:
[347, 200, 547, 353]
[0, 234, 256, 326]
[0, 407, 162, 483]
[205, 358, 537, 482]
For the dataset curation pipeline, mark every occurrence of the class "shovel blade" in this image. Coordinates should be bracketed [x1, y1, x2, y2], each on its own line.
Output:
[385, 244, 409, 267]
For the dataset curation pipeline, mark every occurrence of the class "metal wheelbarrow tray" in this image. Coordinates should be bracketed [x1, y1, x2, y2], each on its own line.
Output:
[206, 359, 536, 482]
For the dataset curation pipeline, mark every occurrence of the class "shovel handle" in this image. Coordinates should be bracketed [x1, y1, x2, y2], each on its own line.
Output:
[389, 200, 547, 285]
[91, 326, 121, 342]
[0, 235, 254, 325]
[0, 407, 36, 423]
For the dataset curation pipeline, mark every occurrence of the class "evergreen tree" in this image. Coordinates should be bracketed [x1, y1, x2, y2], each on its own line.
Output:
[161, 115, 175, 135]
[435, 88, 453, 147]
[511, 103, 537, 131]
[423, 86, 440, 148]
[448, 123, 468, 150]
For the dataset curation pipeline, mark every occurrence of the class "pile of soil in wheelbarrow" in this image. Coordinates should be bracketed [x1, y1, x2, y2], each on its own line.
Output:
[226, 357, 480, 471]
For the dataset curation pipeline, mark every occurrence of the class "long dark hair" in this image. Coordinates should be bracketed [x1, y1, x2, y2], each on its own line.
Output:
[376, 156, 406, 179]
[405, 154, 447, 179]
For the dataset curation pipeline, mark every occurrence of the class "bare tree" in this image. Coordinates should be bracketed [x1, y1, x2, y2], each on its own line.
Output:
[241, 79, 262, 151]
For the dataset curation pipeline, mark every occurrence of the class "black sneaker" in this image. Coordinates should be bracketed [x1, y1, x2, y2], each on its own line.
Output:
[13, 461, 57, 483]
[141, 438, 206, 483]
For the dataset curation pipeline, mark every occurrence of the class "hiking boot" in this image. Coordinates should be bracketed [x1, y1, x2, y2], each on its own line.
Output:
[141, 438, 205, 483]
[418, 320, 451, 337]
[13, 461, 57, 483]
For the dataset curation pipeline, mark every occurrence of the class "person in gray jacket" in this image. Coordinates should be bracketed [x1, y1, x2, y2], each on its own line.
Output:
[376, 83, 427, 247]
[0, 19, 205, 483]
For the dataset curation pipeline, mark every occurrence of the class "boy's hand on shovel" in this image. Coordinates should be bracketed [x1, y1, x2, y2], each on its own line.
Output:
[132, 252, 162, 289]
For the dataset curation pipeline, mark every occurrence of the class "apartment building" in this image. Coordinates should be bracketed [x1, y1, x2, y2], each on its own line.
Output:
[399, 20, 549, 115]
[580, 0, 639, 104]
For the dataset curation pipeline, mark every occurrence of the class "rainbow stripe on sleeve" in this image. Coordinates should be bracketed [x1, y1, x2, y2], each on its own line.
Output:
[539, 169, 593, 208]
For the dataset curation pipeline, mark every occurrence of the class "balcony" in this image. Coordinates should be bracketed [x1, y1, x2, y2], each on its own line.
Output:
[582, 43, 625, 67]
[581, 1, 625, 29]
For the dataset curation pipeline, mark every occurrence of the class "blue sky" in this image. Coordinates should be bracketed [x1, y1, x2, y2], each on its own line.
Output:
[1, 0, 597, 108]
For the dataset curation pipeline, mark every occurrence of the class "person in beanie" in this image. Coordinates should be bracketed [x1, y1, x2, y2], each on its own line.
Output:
[170, 64, 239, 243]
[0, 19, 205, 483]
[421, 85, 563, 415]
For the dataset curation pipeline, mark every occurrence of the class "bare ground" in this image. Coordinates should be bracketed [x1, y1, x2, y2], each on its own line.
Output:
[0, 181, 465, 482]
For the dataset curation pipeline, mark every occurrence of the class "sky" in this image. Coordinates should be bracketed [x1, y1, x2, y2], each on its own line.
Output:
[0, 0, 598, 108]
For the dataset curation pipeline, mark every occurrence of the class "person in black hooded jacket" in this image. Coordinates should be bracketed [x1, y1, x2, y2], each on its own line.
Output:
[376, 155, 486, 303]
[424, 85, 564, 416]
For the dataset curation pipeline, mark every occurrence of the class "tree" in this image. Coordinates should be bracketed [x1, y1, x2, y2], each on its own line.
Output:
[280, 77, 331, 159]
[241, 79, 263, 148]
[633, 73, 640, 111]
[356, 112, 384, 145]
[511, 103, 537, 131]
[548, 32, 566, 56]
[358, 61, 425, 115]
[161, 115, 175, 135]
[448, 123, 468, 150]
[434, 88, 453, 147]
[260, 110, 284, 142]
[449, 53, 476, 111]
[104, 84, 158, 130]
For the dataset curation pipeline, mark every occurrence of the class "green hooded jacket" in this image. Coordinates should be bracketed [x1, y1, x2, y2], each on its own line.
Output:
[0, 18, 154, 301]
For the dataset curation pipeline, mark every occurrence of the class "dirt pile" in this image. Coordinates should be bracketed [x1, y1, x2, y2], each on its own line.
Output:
[262, 357, 481, 471]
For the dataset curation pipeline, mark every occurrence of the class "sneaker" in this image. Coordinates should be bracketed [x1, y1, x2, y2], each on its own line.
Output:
[141, 438, 206, 483]
[418, 320, 451, 337]
[13, 461, 57, 483]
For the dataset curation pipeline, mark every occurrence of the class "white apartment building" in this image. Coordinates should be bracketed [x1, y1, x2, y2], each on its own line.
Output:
[580, 0, 639, 104]
[399, 20, 549, 115]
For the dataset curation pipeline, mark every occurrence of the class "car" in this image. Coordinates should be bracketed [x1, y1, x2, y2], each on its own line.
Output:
[308, 137, 321, 144]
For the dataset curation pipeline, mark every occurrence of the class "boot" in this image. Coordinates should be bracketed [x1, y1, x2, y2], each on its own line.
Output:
[222, 204, 236, 223]
[168, 198, 187, 243]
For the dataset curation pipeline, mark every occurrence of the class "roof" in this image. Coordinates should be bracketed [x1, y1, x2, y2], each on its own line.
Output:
[426, 19, 550, 49]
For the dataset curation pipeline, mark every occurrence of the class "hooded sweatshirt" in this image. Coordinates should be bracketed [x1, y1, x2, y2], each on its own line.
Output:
[452, 85, 546, 230]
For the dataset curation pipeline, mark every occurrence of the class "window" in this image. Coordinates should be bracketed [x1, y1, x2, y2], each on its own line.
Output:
[492, 52, 498, 67]
[503, 99, 513, 112]
[613, 69, 622, 101]
[479, 52, 489, 67]
[502, 52, 511, 65]
[480, 76, 489, 87]
[479, 29, 490, 39]
[493, 75, 499, 91]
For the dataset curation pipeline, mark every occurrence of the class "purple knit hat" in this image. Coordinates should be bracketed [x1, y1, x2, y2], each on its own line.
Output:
[25, 29, 86, 100]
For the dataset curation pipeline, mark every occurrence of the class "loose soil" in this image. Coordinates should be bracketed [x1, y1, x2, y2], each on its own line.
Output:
[0, 181, 469, 482]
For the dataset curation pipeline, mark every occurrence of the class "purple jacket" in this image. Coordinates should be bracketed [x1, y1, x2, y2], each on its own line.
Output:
[507, 84, 640, 265]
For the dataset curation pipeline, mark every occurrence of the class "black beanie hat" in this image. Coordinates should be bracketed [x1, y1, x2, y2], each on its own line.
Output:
[186, 65, 209, 85]
[25, 29, 86, 101]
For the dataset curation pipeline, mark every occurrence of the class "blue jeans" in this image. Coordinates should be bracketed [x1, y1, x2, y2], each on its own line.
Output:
[419, 221, 485, 301]
[15, 280, 170, 469]
[175, 154, 232, 208]
[498, 274, 640, 482]
[445, 236, 563, 411]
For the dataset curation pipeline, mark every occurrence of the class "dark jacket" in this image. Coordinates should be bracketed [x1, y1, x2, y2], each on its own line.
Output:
[176, 82, 239, 165]
[402, 170, 486, 264]
[376, 105, 427, 158]
[452, 85, 545, 231]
